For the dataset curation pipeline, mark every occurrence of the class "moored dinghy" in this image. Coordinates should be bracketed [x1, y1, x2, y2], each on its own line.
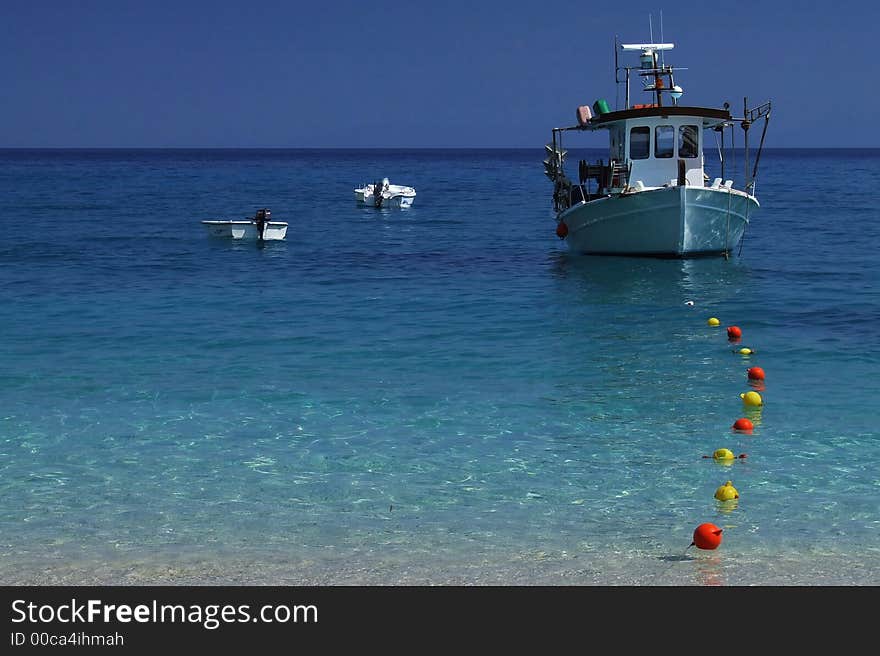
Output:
[201, 208, 288, 241]
[546, 36, 771, 257]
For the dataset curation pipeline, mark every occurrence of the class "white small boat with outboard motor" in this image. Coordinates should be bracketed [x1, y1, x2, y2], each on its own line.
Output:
[355, 177, 416, 208]
[201, 208, 288, 241]
[545, 32, 771, 258]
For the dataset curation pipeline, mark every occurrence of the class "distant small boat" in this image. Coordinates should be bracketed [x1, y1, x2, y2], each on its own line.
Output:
[355, 177, 416, 208]
[201, 208, 288, 241]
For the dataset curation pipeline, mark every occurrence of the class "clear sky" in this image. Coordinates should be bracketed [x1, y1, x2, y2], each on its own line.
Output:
[2, 0, 876, 147]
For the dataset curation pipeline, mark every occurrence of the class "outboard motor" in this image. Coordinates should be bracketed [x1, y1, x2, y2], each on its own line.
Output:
[254, 208, 270, 239]
[373, 180, 384, 208]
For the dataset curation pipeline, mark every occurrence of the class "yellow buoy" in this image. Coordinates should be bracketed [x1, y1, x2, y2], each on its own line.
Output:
[714, 480, 739, 501]
[707, 317, 720, 326]
[737, 347, 755, 355]
[741, 391, 763, 407]
[712, 448, 735, 462]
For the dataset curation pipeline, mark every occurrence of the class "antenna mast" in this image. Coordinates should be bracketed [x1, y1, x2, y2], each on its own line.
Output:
[660, 10, 665, 68]
[614, 35, 619, 109]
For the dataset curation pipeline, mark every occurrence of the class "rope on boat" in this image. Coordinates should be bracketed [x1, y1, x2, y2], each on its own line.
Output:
[738, 195, 752, 258]
[750, 111, 771, 186]
[724, 185, 732, 259]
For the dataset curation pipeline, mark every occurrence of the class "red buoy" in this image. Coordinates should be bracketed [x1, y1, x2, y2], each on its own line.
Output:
[747, 366, 765, 381]
[692, 523, 723, 550]
[727, 326, 742, 340]
[732, 417, 754, 432]
[556, 222, 568, 239]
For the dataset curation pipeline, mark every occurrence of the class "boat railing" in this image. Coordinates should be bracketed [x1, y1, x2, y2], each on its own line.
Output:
[610, 160, 630, 189]
[577, 159, 629, 194]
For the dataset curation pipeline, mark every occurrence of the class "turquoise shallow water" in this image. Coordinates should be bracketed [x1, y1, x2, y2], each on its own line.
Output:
[1, 148, 878, 585]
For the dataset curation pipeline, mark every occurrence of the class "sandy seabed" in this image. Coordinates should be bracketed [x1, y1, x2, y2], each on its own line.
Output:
[3, 546, 880, 586]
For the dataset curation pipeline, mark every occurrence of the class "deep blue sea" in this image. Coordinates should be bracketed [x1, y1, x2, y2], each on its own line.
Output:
[1, 148, 878, 585]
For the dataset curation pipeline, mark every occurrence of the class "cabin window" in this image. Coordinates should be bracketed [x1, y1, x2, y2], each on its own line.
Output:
[629, 127, 650, 159]
[655, 125, 674, 158]
[679, 125, 699, 158]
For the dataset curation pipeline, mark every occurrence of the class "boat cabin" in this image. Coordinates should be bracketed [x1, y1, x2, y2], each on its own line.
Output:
[614, 115, 701, 187]
[551, 104, 730, 211]
[545, 41, 744, 210]
[593, 106, 731, 191]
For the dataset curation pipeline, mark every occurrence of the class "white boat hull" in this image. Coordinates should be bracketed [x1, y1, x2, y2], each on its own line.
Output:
[558, 186, 758, 257]
[201, 220, 288, 241]
[354, 184, 416, 209]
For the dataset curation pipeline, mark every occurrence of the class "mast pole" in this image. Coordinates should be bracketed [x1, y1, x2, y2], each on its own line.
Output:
[751, 111, 771, 183]
[743, 96, 751, 191]
[614, 36, 623, 111]
[655, 51, 661, 106]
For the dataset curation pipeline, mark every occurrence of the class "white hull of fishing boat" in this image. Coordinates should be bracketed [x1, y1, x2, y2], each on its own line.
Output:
[559, 185, 758, 256]
[201, 220, 288, 241]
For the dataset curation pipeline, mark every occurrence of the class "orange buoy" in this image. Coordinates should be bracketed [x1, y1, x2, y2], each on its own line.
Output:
[692, 523, 723, 550]
[727, 326, 742, 340]
[747, 366, 765, 381]
[732, 418, 754, 432]
[556, 222, 568, 239]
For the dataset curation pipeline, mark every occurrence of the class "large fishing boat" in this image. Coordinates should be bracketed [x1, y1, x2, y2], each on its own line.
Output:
[545, 38, 771, 257]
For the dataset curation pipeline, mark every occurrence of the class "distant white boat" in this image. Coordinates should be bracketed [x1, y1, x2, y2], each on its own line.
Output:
[201, 208, 288, 241]
[355, 177, 416, 208]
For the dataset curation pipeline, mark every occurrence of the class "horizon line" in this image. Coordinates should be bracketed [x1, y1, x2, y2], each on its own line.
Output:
[1, 146, 877, 150]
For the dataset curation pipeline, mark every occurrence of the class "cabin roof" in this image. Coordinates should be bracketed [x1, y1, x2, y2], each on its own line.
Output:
[590, 105, 731, 127]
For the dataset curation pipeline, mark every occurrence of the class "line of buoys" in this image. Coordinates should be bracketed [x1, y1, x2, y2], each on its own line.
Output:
[690, 316, 730, 550]
[692, 314, 773, 553]
[690, 315, 769, 551]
